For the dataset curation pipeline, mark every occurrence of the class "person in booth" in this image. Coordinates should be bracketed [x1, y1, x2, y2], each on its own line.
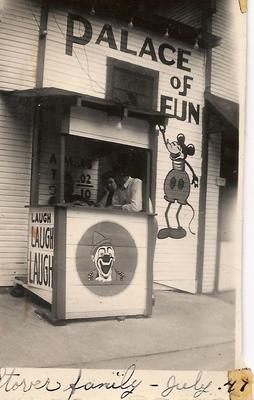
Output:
[112, 163, 143, 212]
[98, 171, 117, 207]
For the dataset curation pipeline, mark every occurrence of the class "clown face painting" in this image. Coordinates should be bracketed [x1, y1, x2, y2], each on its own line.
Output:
[88, 231, 124, 282]
[92, 244, 116, 282]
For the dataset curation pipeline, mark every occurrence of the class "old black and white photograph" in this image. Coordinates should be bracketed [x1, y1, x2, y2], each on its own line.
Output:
[0, 0, 244, 374]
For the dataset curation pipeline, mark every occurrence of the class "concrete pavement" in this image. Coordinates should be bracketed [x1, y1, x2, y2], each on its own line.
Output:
[0, 286, 235, 370]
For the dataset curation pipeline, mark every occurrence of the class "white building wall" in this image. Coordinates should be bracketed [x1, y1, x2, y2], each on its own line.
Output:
[202, 0, 240, 292]
[0, 0, 40, 90]
[0, 0, 39, 285]
[0, 95, 32, 285]
[211, 0, 240, 102]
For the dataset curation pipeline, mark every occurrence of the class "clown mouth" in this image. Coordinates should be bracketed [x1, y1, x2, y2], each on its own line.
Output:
[98, 258, 114, 276]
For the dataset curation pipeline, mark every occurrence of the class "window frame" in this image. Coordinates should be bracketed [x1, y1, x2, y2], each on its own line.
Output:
[106, 57, 159, 112]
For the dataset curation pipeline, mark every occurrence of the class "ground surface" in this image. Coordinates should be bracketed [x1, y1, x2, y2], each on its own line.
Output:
[0, 286, 236, 370]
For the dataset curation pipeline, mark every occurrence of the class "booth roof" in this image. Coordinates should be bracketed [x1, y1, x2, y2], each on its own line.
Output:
[9, 87, 168, 126]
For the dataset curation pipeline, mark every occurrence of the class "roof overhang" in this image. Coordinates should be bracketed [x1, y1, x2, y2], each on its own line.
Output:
[48, 0, 220, 49]
[9, 87, 168, 126]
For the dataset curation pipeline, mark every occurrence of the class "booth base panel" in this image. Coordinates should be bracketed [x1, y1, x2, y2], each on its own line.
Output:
[14, 281, 52, 305]
[64, 308, 150, 320]
[24, 285, 52, 304]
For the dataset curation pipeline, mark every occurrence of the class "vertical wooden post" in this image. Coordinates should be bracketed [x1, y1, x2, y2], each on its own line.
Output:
[214, 132, 224, 292]
[55, 100, 69, 203]
[51, 99, 70, 322]
[145, 121, 159, 316]
[144, 150, 151, 213]
[36, 1, 49, 88]
[195, 1, 213, 294]
[149, 121, 159, 211]
[196, 107, 210, 294]
[30, 104, 40, 206]
[56, 134, 66, 203]
[51, 206, 67, 321]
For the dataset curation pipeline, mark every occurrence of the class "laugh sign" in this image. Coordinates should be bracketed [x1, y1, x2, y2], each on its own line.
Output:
[28, 209, 54, 302]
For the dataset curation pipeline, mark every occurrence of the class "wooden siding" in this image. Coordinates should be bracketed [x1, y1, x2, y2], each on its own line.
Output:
[0, 94, 32, 286]
[0, 0, 40, 90]
[42, 6, 206, 293]
[205, 0, 240, 292]
[65, 209, 148, 319]
[70, 106, 150, 148]
[211, 0, 240, 102]
[43, 7, 205, 99]
[160, 0, 202, 28]
[38, 112, 99, 205]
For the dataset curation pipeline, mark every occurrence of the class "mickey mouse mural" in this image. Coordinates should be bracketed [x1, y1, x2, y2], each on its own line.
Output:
[157, 125, 199, 240]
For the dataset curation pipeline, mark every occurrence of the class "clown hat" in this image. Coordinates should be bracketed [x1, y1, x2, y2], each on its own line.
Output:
[93, 232, 111, 248]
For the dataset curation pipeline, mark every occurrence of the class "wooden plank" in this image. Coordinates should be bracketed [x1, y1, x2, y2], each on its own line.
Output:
[211, 0, 239, 102]
[0, 95, 31, 285]
[0, 0, 39, 90]
[65, 208, 148, 316]
[52, 207, 66, 318]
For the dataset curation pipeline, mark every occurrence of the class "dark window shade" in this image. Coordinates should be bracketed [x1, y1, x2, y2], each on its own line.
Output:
[112, 68, 154, 110]
[106, 59, 158, 111]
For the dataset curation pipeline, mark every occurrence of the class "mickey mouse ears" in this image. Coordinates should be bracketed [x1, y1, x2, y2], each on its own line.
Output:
[177, 133, 195, 156]
[177, 134, 185, 144]
[187, 144, 195, 156]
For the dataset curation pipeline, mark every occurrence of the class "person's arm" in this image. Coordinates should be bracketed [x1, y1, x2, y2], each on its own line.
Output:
[98, 191, 108, 207]
[112, 190, 120, 206]
[122, 179, 142, 212]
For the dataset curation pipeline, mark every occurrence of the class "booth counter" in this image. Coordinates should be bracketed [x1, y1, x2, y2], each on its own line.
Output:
[27, 205, 154, 321]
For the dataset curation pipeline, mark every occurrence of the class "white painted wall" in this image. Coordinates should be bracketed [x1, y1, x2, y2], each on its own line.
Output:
[0, 0, 40, 90]
[0, 95, 32, 285]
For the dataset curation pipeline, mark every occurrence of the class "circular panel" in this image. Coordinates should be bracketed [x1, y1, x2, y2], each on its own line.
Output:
[76, 221, 138, 296]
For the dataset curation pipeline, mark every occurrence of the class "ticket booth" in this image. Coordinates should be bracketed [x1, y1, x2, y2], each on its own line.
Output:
[19, 89, 166, 323]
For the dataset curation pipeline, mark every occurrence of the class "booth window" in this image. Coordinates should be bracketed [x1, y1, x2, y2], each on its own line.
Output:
[106, 58, 159, 111]
[35, 126, 151, 212]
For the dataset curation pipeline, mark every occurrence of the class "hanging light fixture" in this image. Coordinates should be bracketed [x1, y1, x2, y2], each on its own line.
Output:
[194, 38, 199, 50]
[116, 107, 128, 129]
[90, 6, 95, 16]
[117, 119, 123, 130]
[194, 34, 202, 50]
[128, 17, 134, 28]
[164, 27, 169, 38]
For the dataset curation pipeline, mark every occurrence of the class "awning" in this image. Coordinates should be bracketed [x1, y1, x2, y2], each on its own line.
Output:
[205, 92, 239, 130]
[9, 87, 168, 126]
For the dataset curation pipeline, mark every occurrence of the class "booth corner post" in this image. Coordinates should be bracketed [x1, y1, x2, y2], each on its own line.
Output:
[51, 205, 67, 324]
